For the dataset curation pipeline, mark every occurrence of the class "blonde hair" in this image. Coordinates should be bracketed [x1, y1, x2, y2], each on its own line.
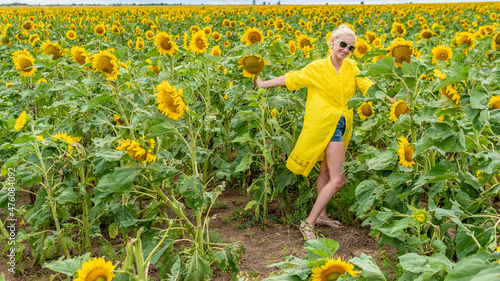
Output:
[328, 24, 356, 49]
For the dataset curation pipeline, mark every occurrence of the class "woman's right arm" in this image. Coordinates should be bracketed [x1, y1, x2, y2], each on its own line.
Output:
[256, 75, 286, 89]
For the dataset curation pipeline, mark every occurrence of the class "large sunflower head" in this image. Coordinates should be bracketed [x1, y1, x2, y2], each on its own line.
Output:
[91, 50, 119, 80]
[492, 32, 500, 51]
[241, 27, 264, 45]
[154, 80, 188, 120]
[237, 54, 268, 79]
[354, 37, 370, 58]
[71, 45, 88, 65]
[41, 40, 63, 60]
[297, 34, 314, 51]
[155, 32, 178, 56]
[398, 136, 415, 168]
[74, 257, 115, 281]
[357, 102, 373, 120]
[13, 52, 36, 77]
[489, 96, 500, 110]
[390, 100, 410, 122]
[431, 45, 452, 65]
[311, 257, 358, 280]
[386, 38, 420, 67]
[189, 30, 209, 54]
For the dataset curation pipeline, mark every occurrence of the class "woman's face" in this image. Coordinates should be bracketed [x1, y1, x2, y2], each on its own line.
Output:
[331, 34, 356, 61]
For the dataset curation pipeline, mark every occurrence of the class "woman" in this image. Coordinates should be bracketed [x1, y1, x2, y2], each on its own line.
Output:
[256, 24, 373, 240]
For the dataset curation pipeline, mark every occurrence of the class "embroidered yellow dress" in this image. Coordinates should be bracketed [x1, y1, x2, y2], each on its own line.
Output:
[284, 56, 373, 177]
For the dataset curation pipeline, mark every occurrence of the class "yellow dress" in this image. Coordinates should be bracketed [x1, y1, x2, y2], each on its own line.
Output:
[284, 55, 373, 177]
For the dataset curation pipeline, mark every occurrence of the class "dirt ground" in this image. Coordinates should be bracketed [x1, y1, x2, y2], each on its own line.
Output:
[0, 186, 394, 280]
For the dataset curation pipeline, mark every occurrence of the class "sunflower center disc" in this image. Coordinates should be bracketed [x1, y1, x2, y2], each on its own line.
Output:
[361, 106, 372, 116]
[95, 276, 107, 281]
[326, 272, 341, 280]
[393, 45, 411, 65]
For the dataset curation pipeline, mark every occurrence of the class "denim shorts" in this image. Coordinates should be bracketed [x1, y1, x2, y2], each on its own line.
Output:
[330, 115, 345, 142]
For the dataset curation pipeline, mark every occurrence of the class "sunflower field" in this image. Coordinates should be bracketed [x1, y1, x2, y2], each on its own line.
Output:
[1, 2, 500, 280]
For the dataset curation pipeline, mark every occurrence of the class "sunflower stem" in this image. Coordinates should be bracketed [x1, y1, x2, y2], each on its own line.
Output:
[31, 125, 71, 258]
[80, 166, 91, 252]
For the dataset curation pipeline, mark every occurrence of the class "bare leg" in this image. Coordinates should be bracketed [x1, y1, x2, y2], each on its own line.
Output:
[317, 161, 330, 218]
[305, 142, 346, 228]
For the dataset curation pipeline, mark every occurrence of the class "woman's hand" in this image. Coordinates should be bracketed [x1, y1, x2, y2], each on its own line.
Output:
[256, 76, 265, 88]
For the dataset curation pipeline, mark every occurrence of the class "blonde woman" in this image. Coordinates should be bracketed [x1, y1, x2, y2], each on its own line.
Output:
[256, 24, 373, 240]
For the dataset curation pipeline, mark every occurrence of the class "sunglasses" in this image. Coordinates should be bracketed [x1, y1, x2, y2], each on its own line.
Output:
[335, 38, 356, 52]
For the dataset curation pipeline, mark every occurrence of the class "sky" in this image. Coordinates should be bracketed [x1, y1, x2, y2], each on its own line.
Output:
[0, 0, 495, 5]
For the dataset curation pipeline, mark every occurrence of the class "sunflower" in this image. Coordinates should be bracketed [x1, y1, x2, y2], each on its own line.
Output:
[390, 100, 410, 122]
[20, 23, 34, 34]
[145, 30, 155, 40]
[94, 24, 106, 36]
[386, 38, 420, 67]
[189, 30, 209, 54]
[154, 80, 188, 120]
[372, 38, 382, 49]
[311, 257, 358, 281]
[136, 38, 144, 50]
[454, 32, 475, 51]
[391, 22, 406, 37]
[357, 102, 373, 120]
[241, 27, 264, 45]
[418, 30, 433, 40]
[210, 45, 221, 56]
[441, 84, 460, 104]
[28, 34, 39, 46]
[71, 46, 88, 65]
[148, 63, 161, 75]
[91, 50, 119, 80]
[222, 19, 230, 27]
[202, 26, 212, 36]
[412, 208, 429, 225]
[288, 40, 296, 55]
[431, 45, 452, 65]
[155, 32, 178, 56]
[14, 111, 27, 131]
[13, 52, 36, 77]
[489, 96, 500, 110]
[365, 31, 376, 43]
[74, 257, 115, 281]
[238, 54, 268, 79]
[66, 30, 76, 40]
[274, 18, 284, 30]
[41, 40, 63, 60]
[52, 132, 80, 157]
[116, 138, 157, 163]
[354, 37, 370, 58]
[212, 31, 222, 41]
[492, 32, 500, 51]
[297, 34, 314, 51]
[398, 136, 415, 168]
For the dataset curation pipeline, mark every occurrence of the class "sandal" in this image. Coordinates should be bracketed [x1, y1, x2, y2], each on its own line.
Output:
[299, 221, 317, 240]
[316, 218, 343, 228]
